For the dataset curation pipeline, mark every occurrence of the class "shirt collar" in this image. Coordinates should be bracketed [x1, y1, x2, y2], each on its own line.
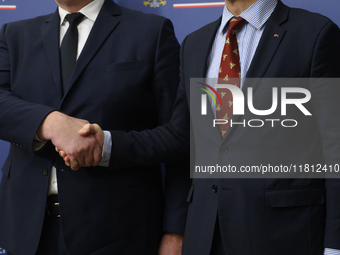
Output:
[58, 0, 105, 25]
[219, 0, 278, 34]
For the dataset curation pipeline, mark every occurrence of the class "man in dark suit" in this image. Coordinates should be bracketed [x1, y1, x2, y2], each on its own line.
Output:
[0, 0, 190, 254]
[174, 0, 340, 254]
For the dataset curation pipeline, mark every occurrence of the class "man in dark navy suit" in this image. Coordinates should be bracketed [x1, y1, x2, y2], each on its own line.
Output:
[176, 0, 340, 254]
[0, 0, 190, 254]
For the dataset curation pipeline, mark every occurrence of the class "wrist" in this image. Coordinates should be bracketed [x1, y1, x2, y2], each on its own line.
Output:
[37, 111, 62, 141]
[164, 232, 184, 238]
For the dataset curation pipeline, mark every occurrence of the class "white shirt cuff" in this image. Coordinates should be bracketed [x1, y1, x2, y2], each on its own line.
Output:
[33, 134, 47, 151]
[98, 130, 111, 167]
[325, 248, 340, 255]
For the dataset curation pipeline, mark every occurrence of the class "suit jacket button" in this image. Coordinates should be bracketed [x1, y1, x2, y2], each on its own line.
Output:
[43, 169, 48, 176]
[212, 185, 218, 193]
[220, 145, 229, 154]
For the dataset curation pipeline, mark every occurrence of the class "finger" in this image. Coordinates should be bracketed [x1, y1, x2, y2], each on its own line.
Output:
[62, 155, 71, 165]
[59, 150, 67, 158]
[84, 150, 95, 167]
[90, 123, 101, 134]
[64, 155, 71, 163]
[55, 147, 60, 152]
[79, 123, 92, 136]
[78, 140, 95, 167]
[77, 155, 87, 169]
[93, 145, 102, 166]
[63, 156, 70, 167]
[81, 123, 101, 136]
[70, 159, 80, 171]
[79, 124, 104, 152]
[92, 124, 105, 150]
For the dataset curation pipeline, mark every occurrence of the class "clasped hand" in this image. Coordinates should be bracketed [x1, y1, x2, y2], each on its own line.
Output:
[37, 112, 104, 171]
[56, 123, 104, 170]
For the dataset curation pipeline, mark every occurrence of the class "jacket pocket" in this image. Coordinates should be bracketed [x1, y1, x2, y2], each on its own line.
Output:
[106, 60, 144, 72]
[265, 187, 324, 207]
[1, 157, 11, 178]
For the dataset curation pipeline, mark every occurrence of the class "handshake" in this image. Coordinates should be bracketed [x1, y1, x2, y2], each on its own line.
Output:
[37, 111, 104, 171]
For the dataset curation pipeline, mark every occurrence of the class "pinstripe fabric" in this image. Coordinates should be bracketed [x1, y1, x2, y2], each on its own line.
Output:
[205, 1, 340, 254]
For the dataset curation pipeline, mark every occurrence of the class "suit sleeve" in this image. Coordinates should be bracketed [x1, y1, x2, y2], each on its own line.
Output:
[108, 19, 190, 169]
[308, 20, 340, 250]
[109, 18, 191, 233]
[162, 35, 191, 233]
[0, 23, 55, 154]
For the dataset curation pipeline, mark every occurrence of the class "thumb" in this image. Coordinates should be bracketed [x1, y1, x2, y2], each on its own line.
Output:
[92, 124, 105, 150]
[79, 123, 104, 148]
[79, 123, 92, 136]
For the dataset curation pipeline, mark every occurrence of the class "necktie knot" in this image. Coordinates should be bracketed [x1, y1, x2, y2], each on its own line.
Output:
[228, 16, 245, 31]
[65, 13, 84, 26]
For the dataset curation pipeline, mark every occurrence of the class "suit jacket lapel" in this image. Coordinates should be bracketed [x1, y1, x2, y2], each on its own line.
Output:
[224, 1, 289, 140]
[63, 0, 121, 97]
[245, 1, 288, 80]
[41, 10, 63, 98]
[194, 17, 221, 77]
[192, 18, 225, 139]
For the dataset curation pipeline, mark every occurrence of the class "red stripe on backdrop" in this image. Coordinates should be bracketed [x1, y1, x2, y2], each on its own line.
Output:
[0, 5, 17, 10]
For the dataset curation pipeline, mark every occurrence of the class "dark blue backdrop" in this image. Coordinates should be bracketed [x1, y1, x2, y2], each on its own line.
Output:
[0, 0, 340, 253]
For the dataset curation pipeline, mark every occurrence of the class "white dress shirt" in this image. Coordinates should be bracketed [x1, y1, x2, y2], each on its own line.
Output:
[34, 0, 112, 195]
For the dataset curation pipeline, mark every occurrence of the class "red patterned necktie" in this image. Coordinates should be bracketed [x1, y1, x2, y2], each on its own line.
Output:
[216, 17, 245, 138]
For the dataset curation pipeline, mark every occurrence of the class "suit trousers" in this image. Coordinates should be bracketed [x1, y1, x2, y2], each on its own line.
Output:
[210, 217, 225, 255]
[8, 196, 68, 255]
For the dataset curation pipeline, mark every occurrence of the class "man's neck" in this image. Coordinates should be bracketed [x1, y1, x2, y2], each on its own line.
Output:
[55, 0, 94, 13]
[225, 0, 257, 15]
